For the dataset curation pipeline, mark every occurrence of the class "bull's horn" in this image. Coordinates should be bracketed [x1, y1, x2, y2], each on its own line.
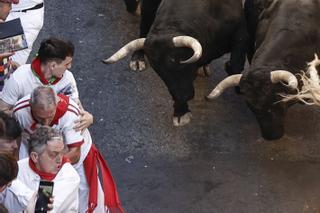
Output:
[172, 36, 202, 64]
[307, 54, 320, 84]
[270, 70, 298, 89]
[102, 38, 146, 64]
[206, 74, 242, 100]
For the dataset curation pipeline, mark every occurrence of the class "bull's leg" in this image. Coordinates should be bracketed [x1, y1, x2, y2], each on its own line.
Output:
[130, 0, 161, 71]
[172, 102, 192, 127]
[226, 14, 248, 74]
[130, 50, 146, 71]
[124, 0, 141, 16]
[196, 64, 211, 77]
[225, 16, 248, 93]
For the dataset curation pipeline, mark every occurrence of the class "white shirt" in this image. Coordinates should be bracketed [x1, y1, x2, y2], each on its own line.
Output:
[1, 179, 35, 213]
[0, 64, 79, 106]
[16, 158, 80, 213]
[12, 0, 43, 11]
[14, 95, 92, 169]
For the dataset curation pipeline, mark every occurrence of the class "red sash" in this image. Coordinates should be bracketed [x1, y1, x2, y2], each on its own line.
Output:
[83, 144, 124, 213]
[29, 157, 70, 181]
[31, 57, 61, 85]
[50, 94, 69, 126]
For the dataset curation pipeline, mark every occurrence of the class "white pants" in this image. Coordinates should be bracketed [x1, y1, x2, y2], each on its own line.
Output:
[76, 164, 109, 213]
[7, 7, 44, 65]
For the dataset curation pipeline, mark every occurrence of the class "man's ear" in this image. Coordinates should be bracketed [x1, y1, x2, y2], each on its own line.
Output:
[30, 152, 39, 163]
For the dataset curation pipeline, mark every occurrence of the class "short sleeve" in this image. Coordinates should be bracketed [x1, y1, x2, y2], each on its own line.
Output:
[0, 75, 20, 106]
[61, 112, 84, 147]
[69, 73, 79, 101]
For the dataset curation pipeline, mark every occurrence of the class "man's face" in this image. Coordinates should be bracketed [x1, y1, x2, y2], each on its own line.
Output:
[32, 105, 56, 126]
[50, 56, 73, 78]
[0, 3, 11, 21]
[0, 137, 18, 155]
[35, 139, 65, 174]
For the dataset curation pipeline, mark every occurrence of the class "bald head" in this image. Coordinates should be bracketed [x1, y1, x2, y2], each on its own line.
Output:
[30, 87, 57, 126]
[30, 86, 57, 109]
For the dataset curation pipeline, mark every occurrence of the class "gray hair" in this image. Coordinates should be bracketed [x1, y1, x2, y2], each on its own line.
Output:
[28, 126, 63, 155]
[30, 86, 57, 110]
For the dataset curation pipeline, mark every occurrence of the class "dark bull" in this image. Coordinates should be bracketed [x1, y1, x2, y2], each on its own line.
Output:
[105, 0, 247, 126]
[207, 0, 320, 140]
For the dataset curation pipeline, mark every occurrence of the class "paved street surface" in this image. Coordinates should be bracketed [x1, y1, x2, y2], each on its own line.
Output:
[31, 0, 320, 212]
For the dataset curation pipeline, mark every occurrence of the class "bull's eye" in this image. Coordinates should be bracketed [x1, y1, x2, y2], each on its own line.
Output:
[169, 57, 176, 63]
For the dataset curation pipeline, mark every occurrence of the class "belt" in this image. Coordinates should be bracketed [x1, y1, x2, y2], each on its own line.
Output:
[12, 3, 44, 13]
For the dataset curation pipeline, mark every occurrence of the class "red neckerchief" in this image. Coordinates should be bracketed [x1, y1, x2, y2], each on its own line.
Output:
[29, 156, 70, 181]
[49, 94, 69, 126]
[83, 144, 124, 213]
[31, 57, 61, 85]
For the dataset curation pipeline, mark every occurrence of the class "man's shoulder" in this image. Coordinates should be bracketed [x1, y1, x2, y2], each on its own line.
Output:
[11, 64, 32, 78]
[61, 70, 75, 80]
[57, 162, 80, 182]
[17, 158, 30, 174]
[17, 158, 29, 166]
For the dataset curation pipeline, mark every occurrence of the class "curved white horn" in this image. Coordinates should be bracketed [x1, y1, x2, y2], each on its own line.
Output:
[172, 36, 202, 64]
[206, 74, 242, 100]
[102, 38, 146, 64]
[307, 54, 320, 85]
[270, 70, 298, 89]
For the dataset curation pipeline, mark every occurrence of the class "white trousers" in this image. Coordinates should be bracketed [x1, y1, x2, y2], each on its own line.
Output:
[7, 7, 44, 65]
[76, 164, 109, 213]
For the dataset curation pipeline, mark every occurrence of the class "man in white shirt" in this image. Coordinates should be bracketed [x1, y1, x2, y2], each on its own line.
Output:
[14, 86, 124, 213]
[0, 153, 38, 213]
[7, 0, 44, 65]
[15, 126, 80, 212]
[0, 37, 93, 131]
[0, 112, 38, 213]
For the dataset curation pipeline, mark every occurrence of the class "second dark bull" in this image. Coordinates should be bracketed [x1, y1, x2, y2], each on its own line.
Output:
[104, 0, 248, 126]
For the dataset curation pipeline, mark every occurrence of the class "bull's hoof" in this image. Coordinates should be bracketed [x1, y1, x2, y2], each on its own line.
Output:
[196, 65, 211, 77]
[173, 112, 192, 127]
[129, 59, 146, 71]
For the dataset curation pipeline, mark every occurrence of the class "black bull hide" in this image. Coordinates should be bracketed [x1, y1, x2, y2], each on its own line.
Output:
[240, 0, 320, 140]
[107, 0, 248, 126]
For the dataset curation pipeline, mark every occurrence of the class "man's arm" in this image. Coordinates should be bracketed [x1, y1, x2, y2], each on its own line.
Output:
[0, 99, 13, 114]
[64, 146, 81, 165]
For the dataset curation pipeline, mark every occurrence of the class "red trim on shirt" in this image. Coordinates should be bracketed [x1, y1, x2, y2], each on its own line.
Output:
[67, 140, 84, 148]
[31, 57, 62, 85]
[67, 109, 79, 116]
[69, 103, 80, 115]
[13, 104, 30, 113]
[50, 94, 69, 126]
[14, 99, 30, 108]
[29, 157, 70, 181]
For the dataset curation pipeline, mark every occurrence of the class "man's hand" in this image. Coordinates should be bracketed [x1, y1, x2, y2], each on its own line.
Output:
[74, 111, 93, 132]
[0, 52, 14, 61]
[10, 60, 20, 70]
[47, 196, 54, 211]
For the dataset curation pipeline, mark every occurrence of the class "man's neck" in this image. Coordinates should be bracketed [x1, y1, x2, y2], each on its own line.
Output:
[40, 64, 52, 80]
